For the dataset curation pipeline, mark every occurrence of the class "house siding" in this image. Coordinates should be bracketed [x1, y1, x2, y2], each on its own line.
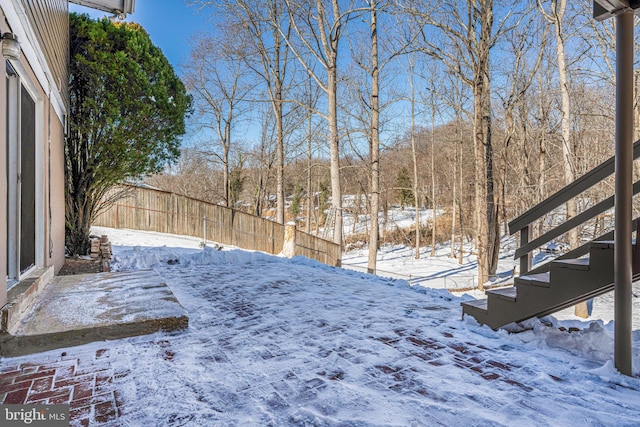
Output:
[19, 0, 68, 272]
[0, 9, 8, 308]
[1, 1, 68, 314]
[22, 0, 69, 109]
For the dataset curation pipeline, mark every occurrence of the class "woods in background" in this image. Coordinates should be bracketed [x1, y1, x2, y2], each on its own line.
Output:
[146, 0, 632, 281]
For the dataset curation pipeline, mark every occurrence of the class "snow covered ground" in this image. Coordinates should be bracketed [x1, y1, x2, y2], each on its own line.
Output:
[343, 233, 640, 330]
[342, 238, 519, 291]
[2, 226, 639, 425]
[341, 206, 438, 237]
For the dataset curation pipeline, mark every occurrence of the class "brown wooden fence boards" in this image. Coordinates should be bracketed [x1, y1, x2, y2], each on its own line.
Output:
[93, 185, 340, 266]
[295, 229, 341, 266]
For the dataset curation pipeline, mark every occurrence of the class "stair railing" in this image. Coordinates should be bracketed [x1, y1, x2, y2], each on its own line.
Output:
[509, 139, 640, 276]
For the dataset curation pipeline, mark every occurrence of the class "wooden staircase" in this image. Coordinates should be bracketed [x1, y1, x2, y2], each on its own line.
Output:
[462, 139, 640, 329]
[462, 240, 640, 329]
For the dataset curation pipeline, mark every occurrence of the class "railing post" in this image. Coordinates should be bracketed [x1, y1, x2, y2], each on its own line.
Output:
[614, 9, 633, 377]
[519, 225, 532, 275]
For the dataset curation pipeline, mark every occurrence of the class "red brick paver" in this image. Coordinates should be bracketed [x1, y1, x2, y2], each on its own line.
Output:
[0, 349, 129, 426]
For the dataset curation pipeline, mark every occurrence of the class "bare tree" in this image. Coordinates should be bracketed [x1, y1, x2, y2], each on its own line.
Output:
[341, 1, 420, 272]
[216, 0, 295, 223]
[427, 79, 439, 257]
[183, 34, 252, 208]
[410, 0, 516, 288]
[495, 8, 547, 267]
[147, 148, 219, 203]
[437, 70, 472, 263]
[301, 74, 324, 233]
[248, 107, 277, 216]
[538, 0, 578, 248]
[280, 0, 370, 250]
[538, 0, 586, 317]
[407, 52, 421, 259]
[367, 0, 382, 273]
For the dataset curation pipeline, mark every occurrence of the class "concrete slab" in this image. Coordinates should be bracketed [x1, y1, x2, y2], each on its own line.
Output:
[0, 270, 188, 357]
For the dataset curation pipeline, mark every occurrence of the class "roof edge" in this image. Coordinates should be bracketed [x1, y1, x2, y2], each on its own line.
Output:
[69, 0, 135, 16]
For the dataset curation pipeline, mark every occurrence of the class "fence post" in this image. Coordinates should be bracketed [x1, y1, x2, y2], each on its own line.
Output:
[202, 216, 207, 247]
[282, 221, 296, 258]
[172, 192, 177, 234]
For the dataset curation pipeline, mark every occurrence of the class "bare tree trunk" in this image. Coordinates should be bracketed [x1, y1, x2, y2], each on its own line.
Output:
[485, 91, 500, 279]
[451, 138, 457, 258]
[327, 0, 343, 251]
[540, 0, 576, 245]
[223, 138, 231, 207]
[328, 65, 343, 248]
[315, 175, 321, 236]
[472, 1, 494, 290]
[221, 0, 291, 222]
[534, 70, 550, 237]
[457, 105, 465, 265]
[539, 0, 583, 315]
[272, 7, 287, 224]
[413, 0, 498, 287]
[408, 55, 421, 260]
[430, 90, 437, 257]
[282, 0, 345, 251]
[275, 82, 286, 223]
[459, 147, 464, 266]
[306, 102, 313, 234]
[538, 115, 547, 237]
[555, 8, 577, 249]
[474, 88, 489, 289]
[367, 0, 380, 273]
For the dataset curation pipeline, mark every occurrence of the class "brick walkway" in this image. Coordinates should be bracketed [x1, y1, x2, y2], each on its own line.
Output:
[0, 348, 129, 426]
[0, 333, 534, 426]
[0, 338, 528, 427]
[2, 255, 639, 426]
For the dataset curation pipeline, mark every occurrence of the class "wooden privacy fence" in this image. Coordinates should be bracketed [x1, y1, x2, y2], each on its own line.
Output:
[93, 185, 341, 266]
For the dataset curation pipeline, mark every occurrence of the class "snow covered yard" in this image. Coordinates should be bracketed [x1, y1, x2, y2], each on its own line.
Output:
[342, 238, 520, 291]
[1, 227, 639, 426]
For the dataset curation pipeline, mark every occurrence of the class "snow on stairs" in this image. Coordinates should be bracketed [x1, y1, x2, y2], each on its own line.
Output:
[461, 240, 640, 329]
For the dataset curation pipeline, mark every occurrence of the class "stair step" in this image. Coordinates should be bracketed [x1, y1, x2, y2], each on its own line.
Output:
[461, 299, 487, 310]
[486, 286, 516, 302]
[592, 240, 614, 249]
[552, 257, 590, 270]
[515, 272, 550, 287]
[462, 220, 640, 329]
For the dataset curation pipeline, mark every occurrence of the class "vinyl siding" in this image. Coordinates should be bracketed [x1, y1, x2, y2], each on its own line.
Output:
[22, 0, 69, 109]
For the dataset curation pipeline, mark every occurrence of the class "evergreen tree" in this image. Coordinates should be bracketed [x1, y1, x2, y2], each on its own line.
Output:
[66, 13, 191, 255]
[290, 184, 304, 219]
[395, 166, 414, 208]
[319, 180, 329, 224]
[229, 167, 245, 208]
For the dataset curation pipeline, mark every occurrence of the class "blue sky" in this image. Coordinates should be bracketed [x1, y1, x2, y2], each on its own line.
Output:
[70, 0, 212, 69]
